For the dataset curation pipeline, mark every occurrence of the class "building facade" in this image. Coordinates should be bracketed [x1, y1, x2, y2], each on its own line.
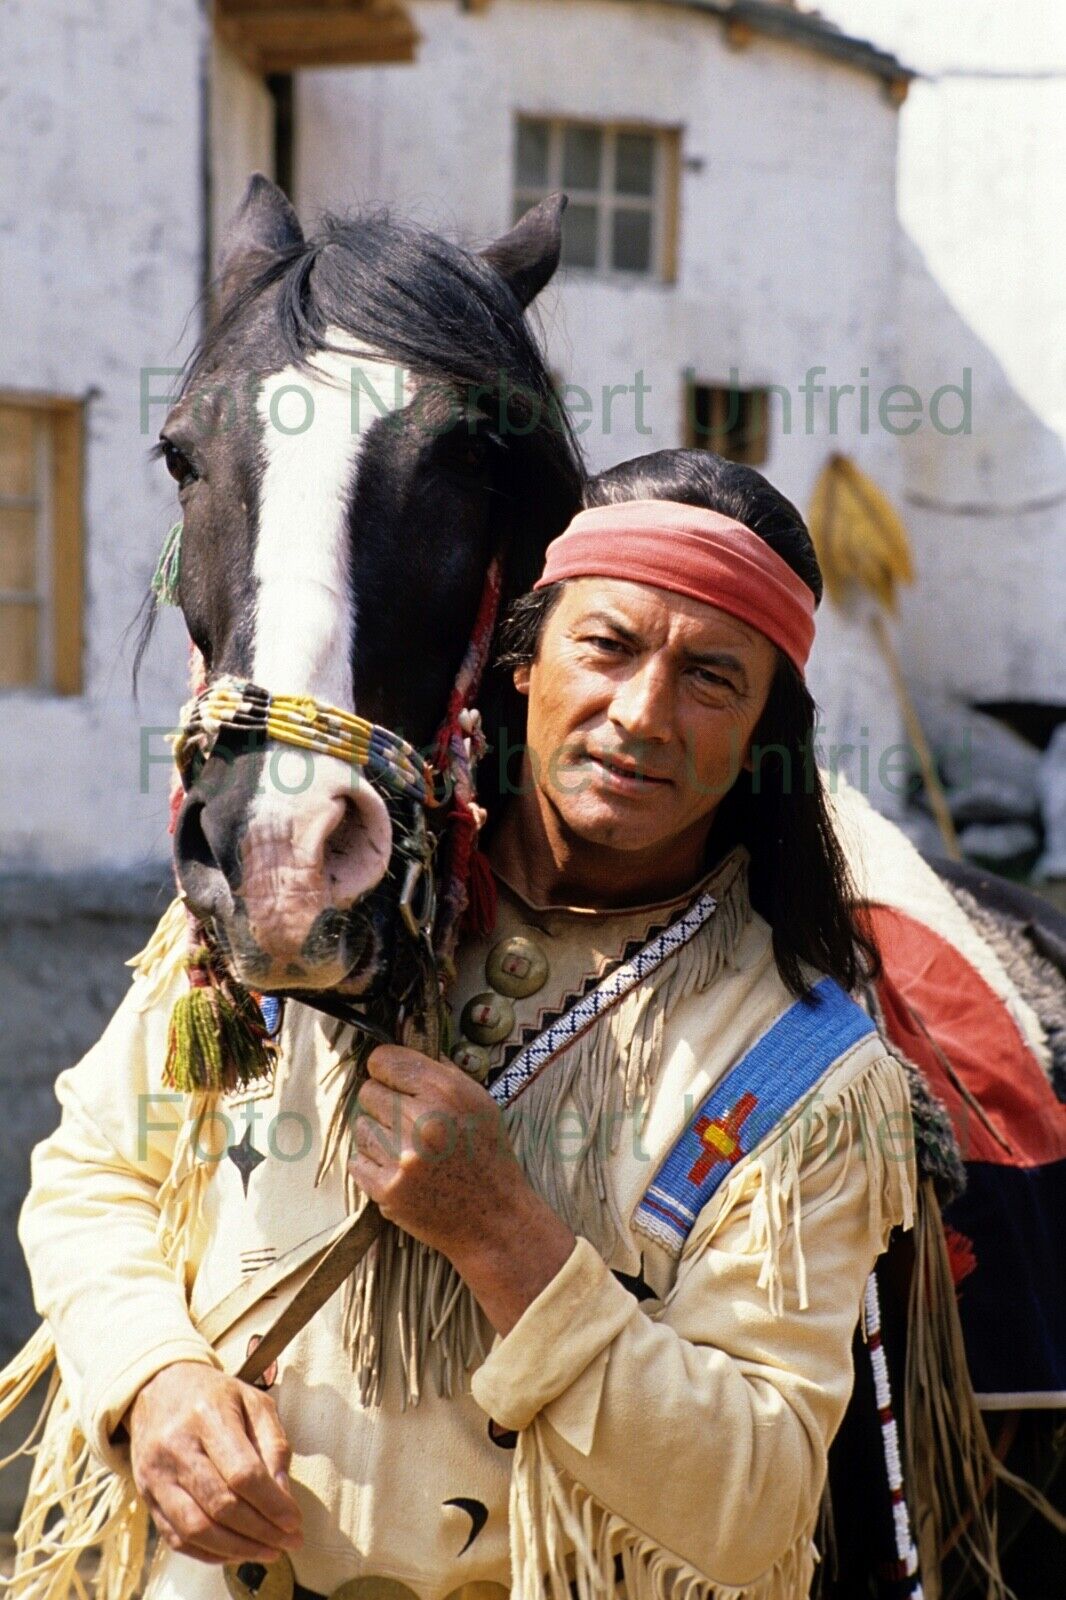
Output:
[294, 0, 914, 809]
[0, 0, 910, 1454]
[821, 0, 1066, 713]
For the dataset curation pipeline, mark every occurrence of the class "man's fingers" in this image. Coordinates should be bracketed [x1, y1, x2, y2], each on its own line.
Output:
[145, 1493, 227, 1566]
[351, 1108, 390, 1166]
[348, 1150, 388, 1207]
[354, 1078, 405, 1132]
[242, 1389, 296, 1487]
[183, 1445, 301, 1553]
[199, 1398, 302, 1536]
[150, 1479, 285, 1565]
[366, 1043, 432, 1092]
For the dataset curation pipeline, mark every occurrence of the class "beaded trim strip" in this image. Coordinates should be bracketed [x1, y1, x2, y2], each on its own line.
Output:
[864, 1270, 924, 1595]
[182, 676, 434, 807]
[633, 977, 875, 1258]
[487, 890, 719, 1108]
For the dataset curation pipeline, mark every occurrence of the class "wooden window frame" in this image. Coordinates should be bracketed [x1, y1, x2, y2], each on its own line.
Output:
[514, 116, 680, 283]
[0, 392, 84, 696]
[684, 379, 770, 467]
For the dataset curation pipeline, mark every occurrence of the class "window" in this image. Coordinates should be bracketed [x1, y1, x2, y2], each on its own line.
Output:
[685, 380, 770, 466]
[0, 396, 84, 694]
[514, 117, 679, 280]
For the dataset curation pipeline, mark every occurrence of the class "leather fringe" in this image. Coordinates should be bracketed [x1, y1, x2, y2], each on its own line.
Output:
[506, 1047, 917, 1600]
[125, 896, 189, 1011]
[904, 1179, 1066, 1600]
[0, 1329, 149, 1600]
[509, 1421, 816, 1600]
[0, 909, 221, 1600]
[339, 864, 751, 1407]
[685, 1051, 916, 1315]
[863, 982, 967, 1207]
[503, 862, 751, 1263]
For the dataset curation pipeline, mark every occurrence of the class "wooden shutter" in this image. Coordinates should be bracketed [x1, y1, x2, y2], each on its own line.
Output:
[0, 396, 84, 694]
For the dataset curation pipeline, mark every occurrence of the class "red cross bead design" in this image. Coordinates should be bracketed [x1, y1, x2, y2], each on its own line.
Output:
[687, 1091, 759, 1184]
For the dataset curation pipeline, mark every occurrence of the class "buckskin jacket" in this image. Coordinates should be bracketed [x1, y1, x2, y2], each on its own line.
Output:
[17, 844, 915, 1600]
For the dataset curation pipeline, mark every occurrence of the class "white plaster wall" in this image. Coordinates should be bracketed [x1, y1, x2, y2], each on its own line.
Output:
[0, 0, 205, 870]
[296, 0, 909, 810]
[818, 0, 1066, 704]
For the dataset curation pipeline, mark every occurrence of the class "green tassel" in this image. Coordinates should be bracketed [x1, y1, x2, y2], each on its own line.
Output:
[164, 971, 275, 1094]
[151, 520, 183, 607]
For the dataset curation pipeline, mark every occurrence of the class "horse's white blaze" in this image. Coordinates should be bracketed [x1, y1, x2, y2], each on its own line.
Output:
[253, 341, 411, 707]
[238, 341, 412, 972]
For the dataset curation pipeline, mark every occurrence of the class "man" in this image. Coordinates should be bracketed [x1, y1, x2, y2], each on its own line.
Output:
[13, 454, 915, 1600]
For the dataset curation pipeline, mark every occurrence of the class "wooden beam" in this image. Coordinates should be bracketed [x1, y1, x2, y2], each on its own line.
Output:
[723, 19, 756, 51]
[216, 1, 419, 72]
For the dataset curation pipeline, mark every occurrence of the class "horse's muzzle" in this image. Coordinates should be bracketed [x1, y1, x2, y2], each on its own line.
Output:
[174, 747, 393, 990]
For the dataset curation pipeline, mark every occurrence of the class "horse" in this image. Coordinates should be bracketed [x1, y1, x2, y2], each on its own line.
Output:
[152, 175, 582, 1004]
[138, 177, 1064, 1598]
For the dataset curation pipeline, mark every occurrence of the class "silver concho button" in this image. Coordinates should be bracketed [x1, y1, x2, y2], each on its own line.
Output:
[485, 934, 549, 999]
[460, 992, 516, 1046]
[451, 1040, 492, 1081]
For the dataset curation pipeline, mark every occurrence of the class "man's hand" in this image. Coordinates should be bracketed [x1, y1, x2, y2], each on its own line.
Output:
[127, 1362, 303, 1566]
[349, 1045, 575, 1335]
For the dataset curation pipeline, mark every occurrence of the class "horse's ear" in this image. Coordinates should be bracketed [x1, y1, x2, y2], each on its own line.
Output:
[481, 193, 567, 309]
[217, 173, 304, 311]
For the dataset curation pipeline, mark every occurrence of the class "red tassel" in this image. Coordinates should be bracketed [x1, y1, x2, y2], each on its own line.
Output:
[167, 780, 184, 837]
[462, 845, 498, 938]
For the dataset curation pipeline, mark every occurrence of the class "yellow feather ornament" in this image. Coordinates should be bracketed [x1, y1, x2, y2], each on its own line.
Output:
[808, 452, 915, 614]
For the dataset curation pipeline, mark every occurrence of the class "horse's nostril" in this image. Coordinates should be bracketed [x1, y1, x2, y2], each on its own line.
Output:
[324, 799, 371, 886]
[176, 800, 216, 872]
[174, 798, 236, 926]
[317, 787, 392, 911]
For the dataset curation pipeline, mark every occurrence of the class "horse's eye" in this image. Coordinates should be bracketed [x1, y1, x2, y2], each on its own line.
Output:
[161, 439, 198, 488]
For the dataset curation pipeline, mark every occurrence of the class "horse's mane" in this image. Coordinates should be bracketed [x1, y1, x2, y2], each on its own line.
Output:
[134, 209, 585, 686]
[204, 209, 570, 432]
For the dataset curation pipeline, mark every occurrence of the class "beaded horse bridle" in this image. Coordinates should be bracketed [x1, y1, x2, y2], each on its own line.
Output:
[177, 678, 441, 950]
[165, 552, 504, 1090]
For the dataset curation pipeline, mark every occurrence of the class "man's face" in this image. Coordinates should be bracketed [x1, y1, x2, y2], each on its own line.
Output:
[513, 578, 779, 858]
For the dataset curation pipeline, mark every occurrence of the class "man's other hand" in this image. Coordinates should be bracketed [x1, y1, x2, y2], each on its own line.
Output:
[127, 1362, 303, 1565]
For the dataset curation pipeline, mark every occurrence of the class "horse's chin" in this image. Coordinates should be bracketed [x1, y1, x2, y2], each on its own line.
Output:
[211, 905, 385, 997]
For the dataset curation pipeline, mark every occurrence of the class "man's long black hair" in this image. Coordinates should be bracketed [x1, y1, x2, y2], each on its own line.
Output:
[496, 448, 879, 999]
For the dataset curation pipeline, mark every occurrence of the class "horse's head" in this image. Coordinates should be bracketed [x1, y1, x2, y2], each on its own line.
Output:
[158, 177, 581, 994]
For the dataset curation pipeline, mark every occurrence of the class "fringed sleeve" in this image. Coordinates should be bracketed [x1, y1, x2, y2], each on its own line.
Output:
[16, 959, 224, 1466]
[472, 1041, 916, 1600]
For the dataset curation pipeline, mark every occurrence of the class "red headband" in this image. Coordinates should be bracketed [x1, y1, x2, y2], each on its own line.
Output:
[534, 500, 816, 675]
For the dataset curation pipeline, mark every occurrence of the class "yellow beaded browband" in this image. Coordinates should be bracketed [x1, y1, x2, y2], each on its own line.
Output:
[178, 675, 437, 808]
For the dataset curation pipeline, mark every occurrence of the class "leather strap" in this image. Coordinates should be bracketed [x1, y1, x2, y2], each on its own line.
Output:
[195, 1204, 384, 1384]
